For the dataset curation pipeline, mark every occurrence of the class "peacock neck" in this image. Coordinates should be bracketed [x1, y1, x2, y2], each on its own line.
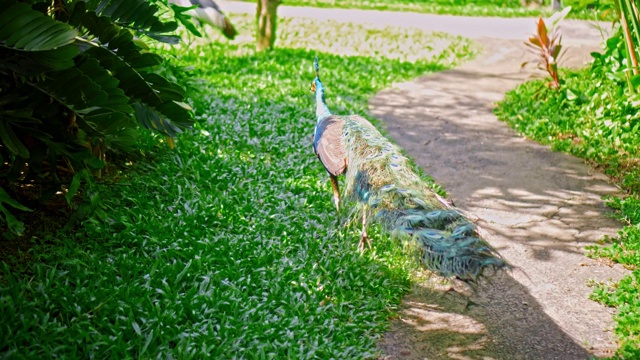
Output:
[315, 79, 332, 122]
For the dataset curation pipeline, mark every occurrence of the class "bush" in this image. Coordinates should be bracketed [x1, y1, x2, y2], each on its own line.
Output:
[0, 0, 195, 237]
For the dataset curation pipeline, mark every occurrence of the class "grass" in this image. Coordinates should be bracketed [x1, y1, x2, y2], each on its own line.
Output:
[239, 0, 616, 20]
[495, 36, 640, 357]
[0, 15, 477, 358]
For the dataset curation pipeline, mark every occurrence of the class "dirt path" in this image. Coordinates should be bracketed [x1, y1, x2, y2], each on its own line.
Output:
[223, 2, 629, 357]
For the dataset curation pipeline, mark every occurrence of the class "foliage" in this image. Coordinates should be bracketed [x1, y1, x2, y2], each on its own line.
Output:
[612, 0, 640, 92]
[0, 16, 476, 358]
[0, 0, 195, 238]
[522, 7, 571, 89]
[495, 23, 640, 356]
[241, 0, 616, 19]
[591, 270, 640, 357]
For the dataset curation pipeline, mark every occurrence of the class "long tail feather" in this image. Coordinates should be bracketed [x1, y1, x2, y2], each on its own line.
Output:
[342, 118, 507, 281]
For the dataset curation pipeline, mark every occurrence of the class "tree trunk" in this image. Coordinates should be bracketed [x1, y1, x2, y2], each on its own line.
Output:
[256, 0, 280, 51]
[551, 0, 562, 10]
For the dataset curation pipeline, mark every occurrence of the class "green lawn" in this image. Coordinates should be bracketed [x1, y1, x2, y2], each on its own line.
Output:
[0, 15, 477, 358]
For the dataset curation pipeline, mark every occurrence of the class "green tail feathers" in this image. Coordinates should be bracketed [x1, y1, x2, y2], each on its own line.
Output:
[342, 118, 507, 281]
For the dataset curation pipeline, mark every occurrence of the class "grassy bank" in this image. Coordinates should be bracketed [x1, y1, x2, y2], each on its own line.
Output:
[0, 15, 477, 358]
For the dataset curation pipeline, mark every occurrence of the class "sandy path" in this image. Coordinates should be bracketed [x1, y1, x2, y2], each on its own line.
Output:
[223, 2, 628, 357]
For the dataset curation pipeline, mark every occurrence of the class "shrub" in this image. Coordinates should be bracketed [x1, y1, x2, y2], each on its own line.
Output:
[0, 0, 195, 237]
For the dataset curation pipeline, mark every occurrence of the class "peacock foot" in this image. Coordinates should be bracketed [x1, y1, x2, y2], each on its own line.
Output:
[358, 232, 371, 253]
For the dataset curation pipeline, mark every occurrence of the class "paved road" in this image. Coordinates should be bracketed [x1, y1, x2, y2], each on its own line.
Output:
[224, 2, 626, 358]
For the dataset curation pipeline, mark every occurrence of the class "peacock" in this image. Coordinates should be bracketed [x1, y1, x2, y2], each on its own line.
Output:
[168, 0, 238, 40]
[311, 56, 507, 281]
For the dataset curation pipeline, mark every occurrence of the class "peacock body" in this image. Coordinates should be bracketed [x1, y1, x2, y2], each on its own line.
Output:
[311, 56, 506, 281]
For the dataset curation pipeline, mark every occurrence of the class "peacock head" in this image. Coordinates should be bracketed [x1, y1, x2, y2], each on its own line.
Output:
[311, 56, 331, 119]
[310, 55, 322, 94]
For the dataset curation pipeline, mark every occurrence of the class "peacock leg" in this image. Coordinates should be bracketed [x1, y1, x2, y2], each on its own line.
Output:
[358, 206, 371, 252]
[329, 174, 341, 214]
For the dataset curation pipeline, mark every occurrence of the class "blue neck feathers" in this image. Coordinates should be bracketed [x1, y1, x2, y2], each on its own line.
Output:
[314, 78, 332, 122]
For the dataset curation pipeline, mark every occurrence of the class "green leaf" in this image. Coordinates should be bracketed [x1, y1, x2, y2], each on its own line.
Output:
[80, 11, 117, 44]
[0, 121, 30, 158]
[169, 3, 202, 37]
[0, 205, 24, 237]
[144, 73, 185, 101]
[551, 44, 562, 59]
[132, 322, 141, 336]
[66, 171, 83, 206]
[126, 52, 164, 69]
[75, 56, 133, 113]
[0, 186, 30, 236]
[68, 1, 87, 27]
[67, 150, 105, 170]
[140, 331, 154, 356]
[99, 0, 177, 34]
[630, 74, 640, 89]
[106, 127, 138, 150]
[84, 46, 194, 135]
[31, 55, 133, 136]
[145, 33, 181, 44]
[0, 2, 77, 51]
[133, 102, 182, 137]
[23, 44, 79, 70]
[0, 187, 32, 212]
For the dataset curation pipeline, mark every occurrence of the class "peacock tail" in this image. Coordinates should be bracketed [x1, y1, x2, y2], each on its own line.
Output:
[311, 56, 506, 281]
[341, 117, 506, 280]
